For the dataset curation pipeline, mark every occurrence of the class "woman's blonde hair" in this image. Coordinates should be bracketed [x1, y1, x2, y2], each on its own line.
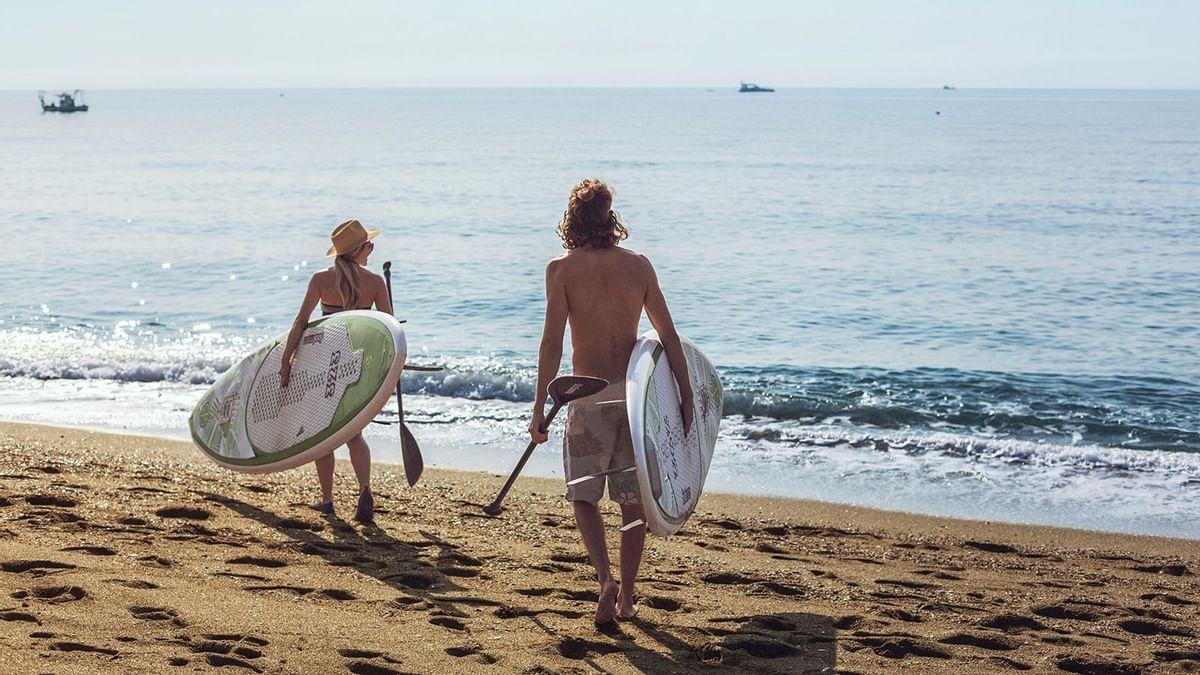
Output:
[333, 245, 367, 308]
[556, 179, 629, 250]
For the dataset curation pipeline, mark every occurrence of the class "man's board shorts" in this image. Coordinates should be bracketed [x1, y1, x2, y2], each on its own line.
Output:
[563, 381, 641, 505]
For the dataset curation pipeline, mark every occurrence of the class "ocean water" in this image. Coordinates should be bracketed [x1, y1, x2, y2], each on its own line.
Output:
[2, 88, 1198, 538]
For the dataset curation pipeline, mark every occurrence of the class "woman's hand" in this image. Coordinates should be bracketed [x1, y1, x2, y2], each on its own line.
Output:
[279, 360, 293, 387]
[528, 406, 547, 444]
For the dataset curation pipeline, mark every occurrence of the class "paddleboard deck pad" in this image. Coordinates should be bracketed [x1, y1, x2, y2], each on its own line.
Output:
[190, 310, 406, 473]
[626, 330, 722, 536]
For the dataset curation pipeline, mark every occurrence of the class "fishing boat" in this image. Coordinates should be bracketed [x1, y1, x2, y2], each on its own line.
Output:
[39, 90, 88, 113]
[739, 82, 774, 93]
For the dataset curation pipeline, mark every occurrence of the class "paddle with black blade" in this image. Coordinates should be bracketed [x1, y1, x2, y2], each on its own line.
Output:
[482, 375, 609, 516]
[383, 261, 423, 487]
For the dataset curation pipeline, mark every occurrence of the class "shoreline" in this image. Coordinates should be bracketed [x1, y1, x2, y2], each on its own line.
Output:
[2, 420, 1197, 673]
[20, 417, 1200, 544]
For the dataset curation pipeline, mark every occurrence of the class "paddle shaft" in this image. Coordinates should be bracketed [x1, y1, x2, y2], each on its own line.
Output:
[482, 400, 565, 516]
[383, 261, 423, 486]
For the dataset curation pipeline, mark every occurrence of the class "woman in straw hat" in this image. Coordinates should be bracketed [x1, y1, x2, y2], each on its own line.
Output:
[278, 219, 390, 522]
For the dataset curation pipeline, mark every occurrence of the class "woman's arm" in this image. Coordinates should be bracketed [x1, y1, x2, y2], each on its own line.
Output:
[278, 275, 322, 386]
[372, 272, 393, 315]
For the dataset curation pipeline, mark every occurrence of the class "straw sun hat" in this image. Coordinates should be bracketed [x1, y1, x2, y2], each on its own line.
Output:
[325, 219, 380, 257]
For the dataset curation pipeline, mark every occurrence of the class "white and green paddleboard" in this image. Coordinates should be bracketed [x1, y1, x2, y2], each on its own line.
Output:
[626, 331, 722, 536]
[189, 310, 406, 473]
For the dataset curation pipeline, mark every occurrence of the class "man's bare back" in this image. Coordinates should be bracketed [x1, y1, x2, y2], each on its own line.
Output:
[551, 246, 650, 383]
[532, 242, 692, 442]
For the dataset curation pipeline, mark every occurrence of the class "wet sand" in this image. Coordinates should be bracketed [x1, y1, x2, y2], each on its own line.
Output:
[1, 421, 1197, 673]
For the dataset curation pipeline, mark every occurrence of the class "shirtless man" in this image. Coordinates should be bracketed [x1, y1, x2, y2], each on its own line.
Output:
[530, 179, 694, 627]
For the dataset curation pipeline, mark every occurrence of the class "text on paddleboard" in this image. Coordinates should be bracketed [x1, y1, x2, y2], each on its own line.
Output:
[325, 351, 341, 398]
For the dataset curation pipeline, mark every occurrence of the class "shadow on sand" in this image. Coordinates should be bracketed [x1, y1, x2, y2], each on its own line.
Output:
[529, 610, 835, 672]
[198, 491, 492, 620]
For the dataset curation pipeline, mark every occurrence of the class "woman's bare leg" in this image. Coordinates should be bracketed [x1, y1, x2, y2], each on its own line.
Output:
[314, 452, 335, 505]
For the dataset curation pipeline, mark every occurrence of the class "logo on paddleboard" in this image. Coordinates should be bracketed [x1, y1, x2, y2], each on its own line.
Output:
[301, 330, 325, 346]
[217, 392, 239, 425]
[325, 351, 342, 398]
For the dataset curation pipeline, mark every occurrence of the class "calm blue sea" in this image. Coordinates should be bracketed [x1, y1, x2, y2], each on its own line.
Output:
[2, 88, 1198, 538]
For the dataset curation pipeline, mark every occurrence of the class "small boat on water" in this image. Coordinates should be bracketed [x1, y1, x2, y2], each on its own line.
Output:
[943, 85, 957, 90]
[739, 82, 774, 93]
[39, 90, 88, 113]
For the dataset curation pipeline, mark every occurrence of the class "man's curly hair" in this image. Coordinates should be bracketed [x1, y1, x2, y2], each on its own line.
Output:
[556, 178, 629, 250]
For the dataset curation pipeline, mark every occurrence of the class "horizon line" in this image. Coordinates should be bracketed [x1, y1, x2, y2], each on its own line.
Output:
[9, 85, 1200, 93]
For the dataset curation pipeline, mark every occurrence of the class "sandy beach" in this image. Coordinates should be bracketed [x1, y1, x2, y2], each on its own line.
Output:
[0, 421, 1197, 674]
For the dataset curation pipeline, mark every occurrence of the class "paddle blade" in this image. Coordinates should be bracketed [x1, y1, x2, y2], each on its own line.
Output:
[400, 423, 423, 486]
[548, 375, 609, 406]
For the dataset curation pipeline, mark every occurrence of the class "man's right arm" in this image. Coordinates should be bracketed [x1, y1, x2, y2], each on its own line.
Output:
[641, 257, 694, 433]
[530, 258, 568, 443]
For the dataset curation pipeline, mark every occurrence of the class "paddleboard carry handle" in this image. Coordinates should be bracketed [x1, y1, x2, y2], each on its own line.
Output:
[482, 375, 609, 516]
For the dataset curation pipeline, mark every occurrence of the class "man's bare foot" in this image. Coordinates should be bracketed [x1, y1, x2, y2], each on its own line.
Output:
[595, 580, 619, 626]
[617, 589, 638, 620]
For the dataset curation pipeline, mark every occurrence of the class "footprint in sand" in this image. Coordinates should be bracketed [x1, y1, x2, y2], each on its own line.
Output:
[938, 633, 1017, 651]
[346, 662, 404, 675]
[25, 495, 78, 508]
[105, 578, 160, 589]
[138, 555, 174, 568]
[1056, 656, 1142, 675]
[155, 506, 212, 520]
[850, 636, 951, 660]
[701, 572, 759, 585]
[0, 611, 39, 623]
[383, 572, 437, 590]
[245, 585, 315, 597]
[643, 596, 683, 612]
[1140, 592, 1196, 606]
[1, 559, 77, 576]
[184, 636, 267, 661]
[30, 585, 87, 603]
[49, 641, 119, 656]
[276, 517, 324, 531]
[1132, 564, 1191, 576]
[130, 605, 186, 627]
[1032, 604, 1101, 622]
[723, 634, 798, 659]
[556, 637, 620, 660]
[445, 645, 497, 664]
[203, 654, 262, 671]
[754, 542, 788, 554]
[980, 614, 1047, 632]
[61, 545, 117, 556]
[876, 578, 940, 591]
[226, 556, 288, 568]
[429, 616, 468, 631]
[962, 541, 1019, 554]
[880, 608, 923, 623]
[339, 648, 406, 674]
[1117, 619, 1194, 637]
[702, 518, 744, 530]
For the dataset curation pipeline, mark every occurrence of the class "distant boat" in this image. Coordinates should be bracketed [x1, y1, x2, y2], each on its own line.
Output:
[943, 85, 957, 91]
[39, 90, 88, 112]
[739, 82, 774, 93]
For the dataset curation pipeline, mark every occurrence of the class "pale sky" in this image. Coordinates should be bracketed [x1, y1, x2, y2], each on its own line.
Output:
[4, 0, 1198, 89]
